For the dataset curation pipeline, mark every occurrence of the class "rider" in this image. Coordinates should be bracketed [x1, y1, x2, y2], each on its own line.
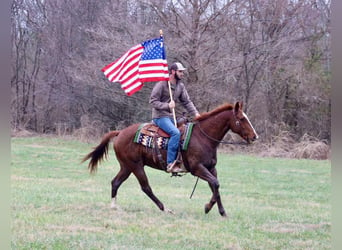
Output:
[149, 62, 200, 173]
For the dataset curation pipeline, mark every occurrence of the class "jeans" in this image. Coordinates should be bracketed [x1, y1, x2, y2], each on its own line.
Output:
[153, 117, 180, 164]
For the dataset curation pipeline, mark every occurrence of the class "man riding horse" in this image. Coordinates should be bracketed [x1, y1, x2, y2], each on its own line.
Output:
[149, 62, 200, 173]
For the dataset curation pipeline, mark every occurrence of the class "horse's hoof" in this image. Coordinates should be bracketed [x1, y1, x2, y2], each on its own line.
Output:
[205, 204, 211, 214]
[164, 207, 175, 215]
[110, 199, 118, 210]
[220, 212, 228, 218]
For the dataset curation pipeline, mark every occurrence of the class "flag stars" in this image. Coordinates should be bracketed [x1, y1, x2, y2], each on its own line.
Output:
[141, 38, 165, 60]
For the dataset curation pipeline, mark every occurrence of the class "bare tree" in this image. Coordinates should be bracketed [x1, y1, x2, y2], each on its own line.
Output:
[11, 0, 331, 143]
[11, 0, 46, 131]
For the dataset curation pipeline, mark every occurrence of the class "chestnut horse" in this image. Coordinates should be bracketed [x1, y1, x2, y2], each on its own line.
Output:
[82, 102, 258, 217]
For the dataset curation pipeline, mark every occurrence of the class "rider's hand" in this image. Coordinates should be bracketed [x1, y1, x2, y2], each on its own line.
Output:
[168, 100, 175, 109]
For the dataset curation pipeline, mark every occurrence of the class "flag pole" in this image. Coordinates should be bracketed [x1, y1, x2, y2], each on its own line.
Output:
[168, 80, 177, 127]
[160, 29, 177, 127]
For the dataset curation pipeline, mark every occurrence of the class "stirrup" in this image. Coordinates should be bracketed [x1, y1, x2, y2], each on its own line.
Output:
[166, 161, 177, 173]
[166, 161, 186, 173]
[171, 172, 186, 177]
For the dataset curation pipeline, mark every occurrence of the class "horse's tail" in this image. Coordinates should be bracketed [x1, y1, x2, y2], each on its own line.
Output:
[81, 131, 120, 173]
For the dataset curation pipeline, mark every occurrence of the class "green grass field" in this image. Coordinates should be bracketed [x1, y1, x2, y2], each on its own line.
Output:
[11, 136, 331, 249]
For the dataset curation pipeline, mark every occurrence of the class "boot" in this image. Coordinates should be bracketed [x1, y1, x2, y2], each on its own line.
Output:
[166, 161, 184, 173]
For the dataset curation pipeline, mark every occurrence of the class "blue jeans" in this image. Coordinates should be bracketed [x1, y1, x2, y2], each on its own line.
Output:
[153, 117, 180, 164]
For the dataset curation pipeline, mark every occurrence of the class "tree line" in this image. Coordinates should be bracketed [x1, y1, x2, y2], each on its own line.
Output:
[11, 0, 331, 143]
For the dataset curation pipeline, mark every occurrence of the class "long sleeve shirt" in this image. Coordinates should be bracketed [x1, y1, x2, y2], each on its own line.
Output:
[149, 81, 199, 119]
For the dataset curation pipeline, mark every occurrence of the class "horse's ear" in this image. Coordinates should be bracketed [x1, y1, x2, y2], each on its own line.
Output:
[234, 102, 241, 113]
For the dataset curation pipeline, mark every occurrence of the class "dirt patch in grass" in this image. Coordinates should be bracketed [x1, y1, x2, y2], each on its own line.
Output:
[11, 175, 73, 183]
[11, 175, 33, 181]
[25, 144, 46, 148]
[260, 222, 330, 233]
[46, 224, 104, 233]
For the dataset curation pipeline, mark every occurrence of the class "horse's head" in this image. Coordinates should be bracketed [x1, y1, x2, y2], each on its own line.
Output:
[230, 102, 258, 144]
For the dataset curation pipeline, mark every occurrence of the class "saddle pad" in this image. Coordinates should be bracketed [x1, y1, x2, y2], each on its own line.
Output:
[133, 122, 194, 151]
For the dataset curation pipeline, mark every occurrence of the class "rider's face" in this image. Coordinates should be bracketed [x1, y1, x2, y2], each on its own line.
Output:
[175, 70, 184, 80]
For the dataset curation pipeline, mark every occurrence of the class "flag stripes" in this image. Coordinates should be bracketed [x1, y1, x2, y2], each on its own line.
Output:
[101, 37, 169, 96]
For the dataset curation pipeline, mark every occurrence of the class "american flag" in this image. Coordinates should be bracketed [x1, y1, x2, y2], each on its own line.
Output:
[101, 36, 169, 96]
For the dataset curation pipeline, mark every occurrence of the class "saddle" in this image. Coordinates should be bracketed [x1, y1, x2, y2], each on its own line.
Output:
[139, 123, 186, 138]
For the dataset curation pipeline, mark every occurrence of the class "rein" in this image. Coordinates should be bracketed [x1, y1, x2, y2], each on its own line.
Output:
[196, 122, 247, 145]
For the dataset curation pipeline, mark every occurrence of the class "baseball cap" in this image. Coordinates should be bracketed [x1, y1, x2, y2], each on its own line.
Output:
[170, 62, 186, 71]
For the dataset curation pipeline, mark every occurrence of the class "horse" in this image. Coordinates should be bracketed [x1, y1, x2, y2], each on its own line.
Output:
[82, 102, 258, 217]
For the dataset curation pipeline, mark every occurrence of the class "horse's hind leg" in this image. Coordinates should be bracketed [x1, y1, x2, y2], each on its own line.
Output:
[132, 167, 165, 212]
[110, 167, 131, 209]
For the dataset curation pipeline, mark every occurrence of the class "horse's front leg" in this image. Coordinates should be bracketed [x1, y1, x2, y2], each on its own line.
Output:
[207, 167, 227, 217]
[192, 164, 227, 217]
[204, 179, 227, 217]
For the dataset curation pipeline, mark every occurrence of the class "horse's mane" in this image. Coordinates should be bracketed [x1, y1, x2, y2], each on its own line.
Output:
[195, 103, 234, 121]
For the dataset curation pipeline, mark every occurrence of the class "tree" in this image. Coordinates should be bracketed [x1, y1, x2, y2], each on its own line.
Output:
[11, 0, 331, 143]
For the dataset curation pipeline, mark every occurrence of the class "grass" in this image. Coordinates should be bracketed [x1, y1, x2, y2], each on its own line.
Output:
[11, 136, 331, 249]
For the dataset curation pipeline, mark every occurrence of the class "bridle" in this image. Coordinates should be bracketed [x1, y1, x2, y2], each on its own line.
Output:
[196, 121, 248, 145]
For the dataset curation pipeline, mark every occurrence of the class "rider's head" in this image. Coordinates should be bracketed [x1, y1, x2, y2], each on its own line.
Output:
[170, 62, 186, 81]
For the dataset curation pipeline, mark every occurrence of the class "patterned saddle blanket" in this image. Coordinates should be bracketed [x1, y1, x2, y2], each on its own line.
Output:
[133, 122, 194, 150]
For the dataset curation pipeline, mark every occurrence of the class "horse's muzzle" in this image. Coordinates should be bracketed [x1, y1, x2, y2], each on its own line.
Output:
[247, 135, 258, 144]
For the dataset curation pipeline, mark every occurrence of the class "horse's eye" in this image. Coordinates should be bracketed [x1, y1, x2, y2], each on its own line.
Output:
[236, 120, 240, 126]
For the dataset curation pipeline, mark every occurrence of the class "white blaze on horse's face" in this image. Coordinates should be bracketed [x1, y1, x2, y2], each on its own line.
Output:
[242, 112, 259, 139]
